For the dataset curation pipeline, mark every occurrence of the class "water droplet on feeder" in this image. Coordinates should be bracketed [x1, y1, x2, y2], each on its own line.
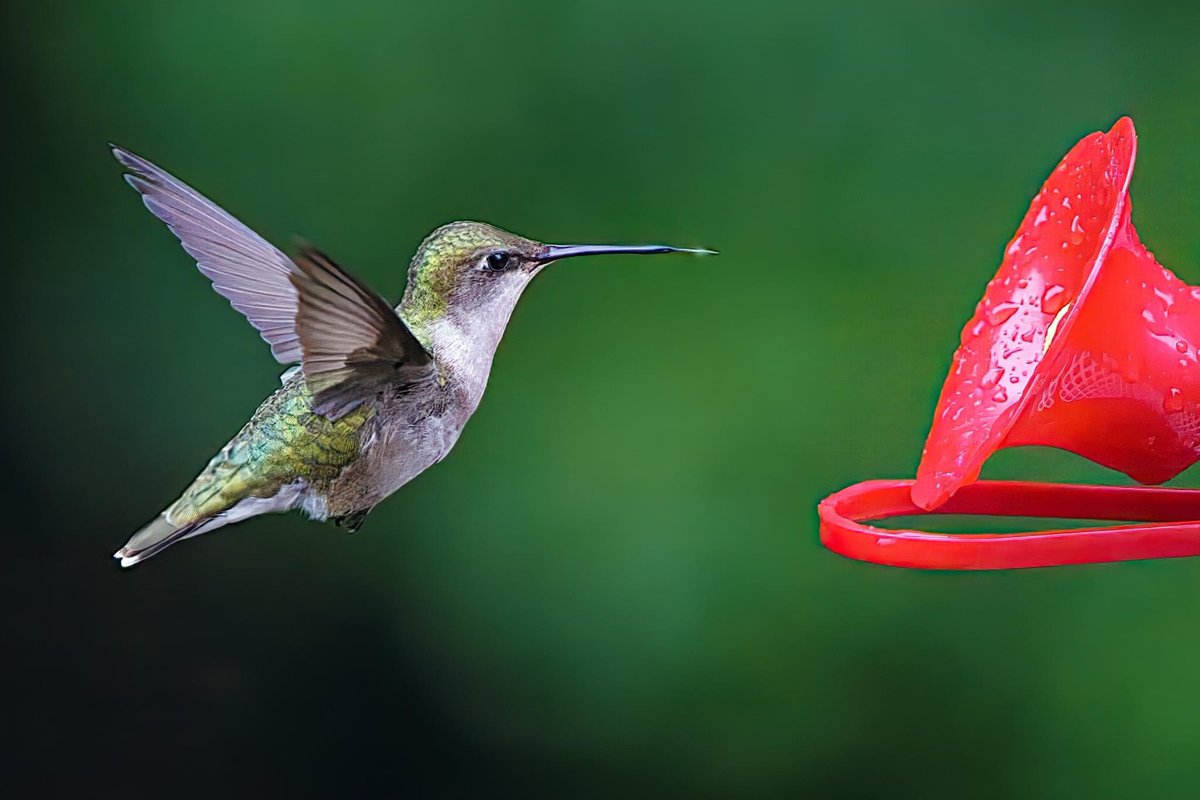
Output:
[985, 303, 1019, 326]
[1069, 215, 1085, 246]
[1042, 285, 1069, 314]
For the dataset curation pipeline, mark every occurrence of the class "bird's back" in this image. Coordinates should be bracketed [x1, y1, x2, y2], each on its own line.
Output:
[167, 378, 375, 528]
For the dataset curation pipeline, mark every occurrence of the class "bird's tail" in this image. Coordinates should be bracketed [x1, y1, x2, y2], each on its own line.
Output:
[113, 513, 227, 568]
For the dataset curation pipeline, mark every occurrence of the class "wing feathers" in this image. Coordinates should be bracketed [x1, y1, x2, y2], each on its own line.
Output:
[113, 145, 433, 418]
[115, 149, 304, 363]
[293, 246, 433, 416]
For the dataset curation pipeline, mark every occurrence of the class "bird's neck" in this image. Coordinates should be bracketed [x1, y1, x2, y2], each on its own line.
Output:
[400, 303, 514, 411]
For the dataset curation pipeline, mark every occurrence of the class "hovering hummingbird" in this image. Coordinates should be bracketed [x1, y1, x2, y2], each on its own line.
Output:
[109, 147, 712, 567]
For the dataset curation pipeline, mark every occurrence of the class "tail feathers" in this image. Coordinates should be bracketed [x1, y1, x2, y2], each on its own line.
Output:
[114, 514, 223, 568]
[115, 484, 310, 567]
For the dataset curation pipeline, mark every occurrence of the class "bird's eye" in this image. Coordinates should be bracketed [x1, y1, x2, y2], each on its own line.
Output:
[483, 251, 512, 272]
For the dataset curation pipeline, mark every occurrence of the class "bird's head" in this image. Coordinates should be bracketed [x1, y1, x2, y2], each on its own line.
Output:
[400, 220, 712, 338]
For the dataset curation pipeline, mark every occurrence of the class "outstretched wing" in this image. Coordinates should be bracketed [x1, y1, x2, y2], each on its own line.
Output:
[112, 145, 304, 362]
[112, 145, 433, 418]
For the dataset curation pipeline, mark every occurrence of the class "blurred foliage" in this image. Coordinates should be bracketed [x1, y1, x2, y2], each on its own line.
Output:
[6, 0, 1200, 797]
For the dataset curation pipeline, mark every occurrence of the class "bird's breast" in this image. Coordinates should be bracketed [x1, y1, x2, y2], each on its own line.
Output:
[325, 385, 470, 513]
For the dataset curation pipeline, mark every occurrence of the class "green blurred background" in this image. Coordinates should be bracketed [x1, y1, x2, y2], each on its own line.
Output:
[6, 1, 1200, 796]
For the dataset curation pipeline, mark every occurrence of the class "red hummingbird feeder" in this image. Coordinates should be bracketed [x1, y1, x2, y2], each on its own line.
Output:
[819, 117, 1200, 569]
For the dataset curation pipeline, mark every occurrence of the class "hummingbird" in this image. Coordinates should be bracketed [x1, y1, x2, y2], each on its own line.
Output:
[109, 146, 712, 567]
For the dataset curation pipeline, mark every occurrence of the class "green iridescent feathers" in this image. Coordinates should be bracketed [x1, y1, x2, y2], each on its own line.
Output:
[166, 380, 373, 527]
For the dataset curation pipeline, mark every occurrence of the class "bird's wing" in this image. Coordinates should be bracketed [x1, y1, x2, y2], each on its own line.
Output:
[291, 245, 433, 418]
[112, 145, 304, 362]
[112, 145, 433, 418]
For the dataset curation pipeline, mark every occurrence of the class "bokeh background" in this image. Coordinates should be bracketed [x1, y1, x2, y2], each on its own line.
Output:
[6, 1, 1200, 796]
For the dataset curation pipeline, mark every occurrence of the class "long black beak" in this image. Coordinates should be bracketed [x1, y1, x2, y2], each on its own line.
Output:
[536, 243, 717, 263]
